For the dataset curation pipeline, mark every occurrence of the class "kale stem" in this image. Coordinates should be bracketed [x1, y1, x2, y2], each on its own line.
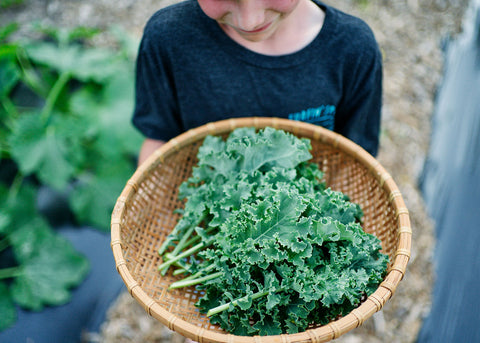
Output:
[164, 253, 190, 270]
[171, 225, 196, 256]
[0, 266, 22, 280]
[169, 271, 223, 290]
[40, 70, 71, 123]
[158, 225, 196, 275]
[207, 287, 286, 317]
[159, 225, 216, 274]
[183, 226, 216, 248]
[157, 242, 206, 273]
[206, 290, 271, 317]
[173, 268, 187, 276]
[158, 214, 207, 256]
[178, 263, 216, 282]
[157, 237, 175, 257]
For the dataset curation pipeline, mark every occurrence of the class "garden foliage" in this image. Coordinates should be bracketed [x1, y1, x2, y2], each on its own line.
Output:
[0, 23, 142, 330]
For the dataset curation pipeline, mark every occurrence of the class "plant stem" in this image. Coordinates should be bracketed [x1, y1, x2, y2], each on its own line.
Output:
[171, 225, 196, 256]
[158, 242, 206, 273]
[158, 224, 208, 275]
[169, 271, 223, 290]
[0, 266, 22, 280]
[158, 214, 207, 256]
[173, 268, 187, 276]
[8, 172, 23, 203]
[206, 290, 270, 317]
[0, 95, 19, 128]
[16, 47, 46, 97]
[183, 226, 216, 248]
[207, 287, 286, 317]
[164, 253, 190, 270]
[176, 263, 215, 282]
[40, 70, 70, 123]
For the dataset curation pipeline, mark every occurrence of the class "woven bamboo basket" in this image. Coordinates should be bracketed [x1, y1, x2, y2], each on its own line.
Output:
[111, 117, 411, 343]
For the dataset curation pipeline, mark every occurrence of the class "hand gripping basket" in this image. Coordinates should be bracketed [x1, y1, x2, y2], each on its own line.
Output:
[111, 117, 411, 343]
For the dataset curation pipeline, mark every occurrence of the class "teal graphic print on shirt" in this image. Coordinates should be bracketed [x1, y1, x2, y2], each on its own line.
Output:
[288, 105, 336, 130]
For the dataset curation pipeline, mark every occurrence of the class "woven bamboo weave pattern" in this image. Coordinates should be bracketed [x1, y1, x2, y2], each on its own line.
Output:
[111, 117, 411, 343]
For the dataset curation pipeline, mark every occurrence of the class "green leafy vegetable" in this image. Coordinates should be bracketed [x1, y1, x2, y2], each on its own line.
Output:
[158, 127, 389, 336]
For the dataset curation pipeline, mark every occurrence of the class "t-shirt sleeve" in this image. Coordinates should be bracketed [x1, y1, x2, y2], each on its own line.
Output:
[334, 31, 383, 157]
[131, 19, 183, 141]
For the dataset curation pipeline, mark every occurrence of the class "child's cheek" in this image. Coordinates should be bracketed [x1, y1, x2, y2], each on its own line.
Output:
[262, 0, 299, 13]
[197, 0, 232, 20]
[198, 0, 300, 19]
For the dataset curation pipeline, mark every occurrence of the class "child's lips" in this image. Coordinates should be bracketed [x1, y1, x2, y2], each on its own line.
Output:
[237, 22, 272, 34]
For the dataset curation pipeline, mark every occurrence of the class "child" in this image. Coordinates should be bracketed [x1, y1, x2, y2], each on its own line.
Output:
[132, 0, 383, 165]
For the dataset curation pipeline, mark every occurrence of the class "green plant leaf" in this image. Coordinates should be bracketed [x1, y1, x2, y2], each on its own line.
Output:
[108, 25, 140, 60]
[70, 157, 134, 230]
[0, 0, 24, 9]
[0, 22, 19, 41]
[10, 231, 90, 311]
[25, 41, 120, 83]
[0, 282, 17, 331]
[0, 183, 38, 236]
[69, 66, 142, 157]
[31, 24, 101, 46]
[9, 216, 54, 263]
[7, 112, 86, 190]
[7, 112, 46, 173]
[0, 24, 140, 331]
[0, 181, 90, 312]
[0, 49, 21, 97]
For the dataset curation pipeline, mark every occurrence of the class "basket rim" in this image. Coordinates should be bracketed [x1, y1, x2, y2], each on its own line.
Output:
[111, 117, 412, 343]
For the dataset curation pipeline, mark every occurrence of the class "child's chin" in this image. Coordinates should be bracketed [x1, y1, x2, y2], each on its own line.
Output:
[236, 30, 274, 43]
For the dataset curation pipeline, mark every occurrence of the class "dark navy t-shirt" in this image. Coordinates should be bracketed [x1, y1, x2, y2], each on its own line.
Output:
[132, 0, 382, 156]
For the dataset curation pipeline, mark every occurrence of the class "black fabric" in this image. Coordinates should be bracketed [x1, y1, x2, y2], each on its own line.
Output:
[417, 10, 480, 341]
[416, 177, 480, 343]
[132, 0, 382, 156]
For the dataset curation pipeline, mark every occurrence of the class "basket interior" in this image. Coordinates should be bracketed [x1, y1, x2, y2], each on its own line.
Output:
[115, 126, 400, 334]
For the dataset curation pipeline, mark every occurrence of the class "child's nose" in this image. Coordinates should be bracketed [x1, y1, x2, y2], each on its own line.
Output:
[234, 0, 267, 31]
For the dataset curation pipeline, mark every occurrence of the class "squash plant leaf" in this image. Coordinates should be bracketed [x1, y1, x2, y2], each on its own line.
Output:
[69, 156, 134, 230]
[0, 182, 90, 312]
[0, 53, 21, 97]
[0, 282, 17, 331]
[99, 70, 143, 154]
[0, 25, 140, 331]
[7, 112, 85, 190]
[24, 42, 120, 83]
[0, 183, 37, 236]
[69, 63, 142, 157]
[11, 231, 90, 311]
[9, 216, 55, 263]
